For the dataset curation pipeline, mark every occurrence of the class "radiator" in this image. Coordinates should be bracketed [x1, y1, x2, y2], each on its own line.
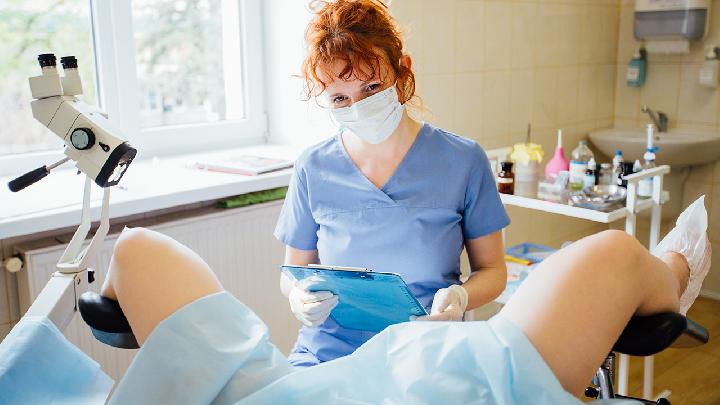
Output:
[14, 201, 299, 382]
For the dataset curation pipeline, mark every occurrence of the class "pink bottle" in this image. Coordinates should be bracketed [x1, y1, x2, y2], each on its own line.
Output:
[545, 129, 570, 179]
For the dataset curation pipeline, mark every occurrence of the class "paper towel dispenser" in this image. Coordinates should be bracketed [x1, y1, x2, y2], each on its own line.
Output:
[635, 0, 711, 41]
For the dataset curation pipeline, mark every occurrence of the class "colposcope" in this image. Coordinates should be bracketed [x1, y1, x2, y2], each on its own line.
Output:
[6, 54, 136, 339]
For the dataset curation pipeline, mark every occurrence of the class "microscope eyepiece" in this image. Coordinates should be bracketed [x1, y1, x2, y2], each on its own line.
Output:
[60, 56, 78, 69]
[38, 53, 57, 68]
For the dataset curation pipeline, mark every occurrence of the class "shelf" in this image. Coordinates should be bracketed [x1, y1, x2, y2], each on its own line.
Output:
[500, 191, 669, 224]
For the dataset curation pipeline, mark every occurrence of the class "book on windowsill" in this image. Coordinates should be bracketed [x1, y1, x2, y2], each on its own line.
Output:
[193, 155, 293, 176]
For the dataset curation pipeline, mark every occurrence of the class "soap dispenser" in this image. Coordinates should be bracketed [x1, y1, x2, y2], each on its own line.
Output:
[699, 46, 720, 88]
[626, 47, 647, 87]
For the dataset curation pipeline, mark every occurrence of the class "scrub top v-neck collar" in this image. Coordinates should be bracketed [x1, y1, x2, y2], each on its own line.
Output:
[336, 123, 428, 203]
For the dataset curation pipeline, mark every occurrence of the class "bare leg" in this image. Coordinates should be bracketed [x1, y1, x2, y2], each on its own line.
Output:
[100, 227, 223, 345]
[499, 230, 690, 396]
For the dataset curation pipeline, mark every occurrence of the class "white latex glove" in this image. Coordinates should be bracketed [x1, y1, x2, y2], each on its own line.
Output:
[415, 284, 468, 321]
[288, 280, 339, 327]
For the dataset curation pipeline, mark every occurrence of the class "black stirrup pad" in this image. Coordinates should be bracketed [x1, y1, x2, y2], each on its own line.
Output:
[78, 292, 139, 349]
[612, 312, 708, 357]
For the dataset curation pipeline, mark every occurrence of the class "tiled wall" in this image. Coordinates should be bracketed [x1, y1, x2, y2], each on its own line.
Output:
[389, 0, 621, 248]
[614, 0, 720, 297]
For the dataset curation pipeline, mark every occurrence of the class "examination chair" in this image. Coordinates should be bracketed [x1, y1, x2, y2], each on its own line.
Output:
[78, 292, 709, 404]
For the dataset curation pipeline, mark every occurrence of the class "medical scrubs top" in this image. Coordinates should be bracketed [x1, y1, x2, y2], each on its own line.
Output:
[274, 122, 510, 366]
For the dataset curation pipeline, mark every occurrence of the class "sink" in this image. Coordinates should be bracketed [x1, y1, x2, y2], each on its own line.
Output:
[589, 127, 720, 167]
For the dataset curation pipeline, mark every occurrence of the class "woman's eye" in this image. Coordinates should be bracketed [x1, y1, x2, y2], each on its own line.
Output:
[366, 83, 381, 92]
[332, 96, 348, 104]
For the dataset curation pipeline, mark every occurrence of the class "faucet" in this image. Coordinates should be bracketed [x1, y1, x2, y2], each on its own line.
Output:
[641, 105, 668, 133]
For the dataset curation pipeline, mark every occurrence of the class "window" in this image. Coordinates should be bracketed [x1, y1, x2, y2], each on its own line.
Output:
[132, 0, 245, 128]
[0, 0, 97, 156]
[0, 0, 266, 177]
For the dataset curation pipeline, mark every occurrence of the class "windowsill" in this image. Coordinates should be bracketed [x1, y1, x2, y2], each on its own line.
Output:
[0, 143, 303, 240]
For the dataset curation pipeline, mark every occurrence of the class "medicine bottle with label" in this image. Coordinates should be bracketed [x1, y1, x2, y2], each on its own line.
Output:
[497, 161, 515, 195]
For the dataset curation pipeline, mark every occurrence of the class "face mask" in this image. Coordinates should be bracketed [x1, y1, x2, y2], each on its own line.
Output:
[330, 86, 404, 144]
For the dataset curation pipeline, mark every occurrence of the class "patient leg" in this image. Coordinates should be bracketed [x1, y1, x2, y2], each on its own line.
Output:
[499, 229, 690, 396]
[101, 227, 223, 345]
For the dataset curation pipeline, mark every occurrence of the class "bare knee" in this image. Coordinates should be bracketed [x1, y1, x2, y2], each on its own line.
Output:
[588, 229, 648, 274]
[113, 227, 156, 266]
[593, 230, 645, 255]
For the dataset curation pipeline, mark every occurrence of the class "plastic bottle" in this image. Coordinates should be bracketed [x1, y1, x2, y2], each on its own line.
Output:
[599, 163, 613, 185]
[583, 168, 596, 190]
[612, 150, 624, 186]
[497, 161, 515, 195]
[638, 147, 657, 198]
[569, 140, 594, 191]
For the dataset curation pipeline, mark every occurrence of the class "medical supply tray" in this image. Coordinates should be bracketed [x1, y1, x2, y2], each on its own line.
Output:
[281, 265, 427, 333]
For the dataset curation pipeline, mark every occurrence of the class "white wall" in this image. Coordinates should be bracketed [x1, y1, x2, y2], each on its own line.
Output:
[262, 0, 335, 147]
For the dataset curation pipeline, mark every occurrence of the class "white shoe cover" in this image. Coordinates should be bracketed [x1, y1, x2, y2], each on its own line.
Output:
[652, 196, 712, 314]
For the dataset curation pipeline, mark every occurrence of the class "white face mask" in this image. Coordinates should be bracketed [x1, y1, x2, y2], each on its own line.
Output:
[330, 86, 404, 144]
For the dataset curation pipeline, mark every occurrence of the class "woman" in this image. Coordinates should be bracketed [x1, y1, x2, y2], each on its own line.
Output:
[97, 196, 710, 404]
[274, 0, 510, 367]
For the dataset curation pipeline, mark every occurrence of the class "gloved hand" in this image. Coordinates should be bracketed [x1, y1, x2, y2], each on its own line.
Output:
[415, 284, 468, 321]
[288, 281, 339, 327]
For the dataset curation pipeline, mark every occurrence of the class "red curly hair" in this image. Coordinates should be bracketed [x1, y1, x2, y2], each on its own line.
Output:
[302, 0, 416, 105]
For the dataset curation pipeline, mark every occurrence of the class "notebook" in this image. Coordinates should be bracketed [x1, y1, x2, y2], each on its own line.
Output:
[194, 155, 293, 175]
[281, 265, 427, 332]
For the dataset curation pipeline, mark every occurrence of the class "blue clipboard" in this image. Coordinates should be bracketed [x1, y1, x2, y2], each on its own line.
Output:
[281, 265, 428, 333]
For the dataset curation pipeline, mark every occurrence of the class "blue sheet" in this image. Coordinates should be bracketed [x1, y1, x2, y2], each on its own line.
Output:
[111, 291, 637, 404]
[0, 316, 113, 404]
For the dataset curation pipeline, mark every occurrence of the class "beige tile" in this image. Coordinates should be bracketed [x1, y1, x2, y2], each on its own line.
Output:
[680, 38, 713, 64]
[699, 242, 720, 300]
[577, 65, 598, 124]
[509, 69, 535, 136]
[422, 74, 456, 131]
[714, 161, 720, 185]
[615, 2, 640, 66]
[678, 64, 720, 126]
[421, 0, 455, 74]
[557, 66, 579, 126]
[533, 68, 558, 130]
[453, 73, 483, 140]
[535, 4, 564, 67]
[640, 64, 681, 122]
[390, 0, 424, 71]
[484, 2, 513, 71]
[707, 0, 720, 45]
[565, 4, 585, 65]
[599, 5, 620, 64]
[596, 64, 616, 121]
[614, 65, 641, 120]
[482, 71, 511, 140]
[555, 4, 577, 65]
[455, 1, 484, 73]
[511, 1, 537, 69]
[711, 184, 720, 243]
[682, 180, 713, 208]
[614, 117, 639, 129]
[687, 162, 716, 185]
[505, 206, 532, 244]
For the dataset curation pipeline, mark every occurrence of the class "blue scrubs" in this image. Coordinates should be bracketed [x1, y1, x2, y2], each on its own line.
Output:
[275, 122, 510, 366]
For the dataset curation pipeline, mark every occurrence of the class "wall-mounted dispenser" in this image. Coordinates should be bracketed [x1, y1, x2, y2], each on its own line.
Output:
[627, 47, 647, 87]
[634, 0, 712, 54]
[699, 46, 720, 88]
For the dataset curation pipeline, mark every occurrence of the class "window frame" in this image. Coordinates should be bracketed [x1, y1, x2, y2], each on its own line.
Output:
[0, 0, 266, 178]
